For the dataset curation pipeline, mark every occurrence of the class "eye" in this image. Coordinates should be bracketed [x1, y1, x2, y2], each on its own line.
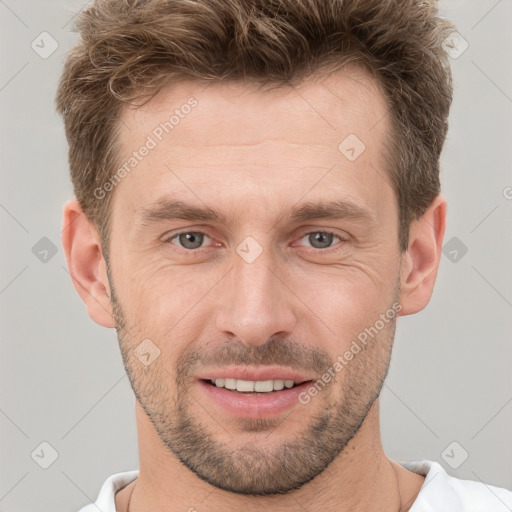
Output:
[168, 231, 211, 250]
[298, 231, 345, 250]
[163, 229, 346, 253]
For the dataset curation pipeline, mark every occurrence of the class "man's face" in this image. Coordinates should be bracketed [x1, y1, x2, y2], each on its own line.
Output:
[107, 67, 402, 495]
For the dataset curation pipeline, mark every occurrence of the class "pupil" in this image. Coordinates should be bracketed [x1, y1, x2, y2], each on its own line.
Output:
[179, 232, 203, 249]
[310, 232, 333, 249]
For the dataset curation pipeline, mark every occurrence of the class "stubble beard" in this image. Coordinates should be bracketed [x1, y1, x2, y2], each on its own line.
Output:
[108, 268, 398, 496]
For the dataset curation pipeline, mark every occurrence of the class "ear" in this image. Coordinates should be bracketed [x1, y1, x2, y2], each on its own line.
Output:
[61, 199, 115, 328]
[398, 194, 447, 316]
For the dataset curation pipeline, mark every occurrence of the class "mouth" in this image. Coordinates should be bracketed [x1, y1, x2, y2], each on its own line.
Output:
[202, 377, 310, 395]
[197, 376, 314, 419]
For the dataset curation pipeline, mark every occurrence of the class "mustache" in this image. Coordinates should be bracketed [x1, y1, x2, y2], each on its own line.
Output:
[176, 335, 332, 378]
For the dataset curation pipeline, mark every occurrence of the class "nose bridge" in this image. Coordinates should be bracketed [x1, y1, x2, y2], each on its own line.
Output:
[234, 249, 279, 309]
[215, 240, 297, 345]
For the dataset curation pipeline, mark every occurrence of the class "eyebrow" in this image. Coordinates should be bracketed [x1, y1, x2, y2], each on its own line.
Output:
[134, 198, 376, 229]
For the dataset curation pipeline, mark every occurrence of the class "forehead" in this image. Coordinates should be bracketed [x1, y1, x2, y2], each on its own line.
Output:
[121, 65, 388, 147]
[113, 65, 393, 227]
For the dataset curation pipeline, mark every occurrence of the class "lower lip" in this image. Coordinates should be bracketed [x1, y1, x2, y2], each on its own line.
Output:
[197, 379, 313, 419]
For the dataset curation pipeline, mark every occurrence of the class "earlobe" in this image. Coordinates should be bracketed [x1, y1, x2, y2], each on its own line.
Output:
[61, 199, 116, 328]
[398, 194, 447, 317]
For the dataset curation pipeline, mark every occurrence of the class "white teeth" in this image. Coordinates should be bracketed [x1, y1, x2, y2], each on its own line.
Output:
[224, 378, 237, 390]
[254, 380, 273, 392]
[211, 378, 300, 392]
[236, 379, 255, 392]
[273, 379, 285, 390]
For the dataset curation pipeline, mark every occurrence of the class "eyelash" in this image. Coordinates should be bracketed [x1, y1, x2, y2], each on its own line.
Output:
[164, 230, 347, 253]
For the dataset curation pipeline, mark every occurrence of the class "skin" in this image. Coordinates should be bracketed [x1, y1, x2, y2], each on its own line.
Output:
[62, 65, 446, 511]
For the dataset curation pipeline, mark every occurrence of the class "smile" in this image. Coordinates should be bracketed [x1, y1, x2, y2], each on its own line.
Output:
[207, 378, 301, 393]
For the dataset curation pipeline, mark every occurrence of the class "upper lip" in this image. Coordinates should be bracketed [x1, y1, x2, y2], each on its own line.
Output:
[198, 366, 313, 384]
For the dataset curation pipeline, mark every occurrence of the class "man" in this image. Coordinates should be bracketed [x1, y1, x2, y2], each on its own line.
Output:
[56, 0, 512, 510]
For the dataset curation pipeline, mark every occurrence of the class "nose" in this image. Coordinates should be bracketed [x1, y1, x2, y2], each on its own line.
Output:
[215, 247, 297, 347]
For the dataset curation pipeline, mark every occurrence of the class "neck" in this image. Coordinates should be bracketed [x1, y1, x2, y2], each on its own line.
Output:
[120, 399, 423, 512]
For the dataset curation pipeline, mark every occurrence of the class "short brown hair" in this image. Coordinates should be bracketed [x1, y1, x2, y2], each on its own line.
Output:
[56, 0, 455, 256]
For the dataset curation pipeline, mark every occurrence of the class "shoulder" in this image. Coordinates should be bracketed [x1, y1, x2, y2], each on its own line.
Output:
[402, 460, 512, 512]
[76, 470, 139, 512]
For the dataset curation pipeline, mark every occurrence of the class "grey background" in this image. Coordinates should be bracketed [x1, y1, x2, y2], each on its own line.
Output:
[1, 1, 511, 511]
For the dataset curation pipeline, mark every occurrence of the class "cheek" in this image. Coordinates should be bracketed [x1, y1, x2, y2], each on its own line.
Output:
[117, 263, 216, 350]
[287, 264, 399, 373]
[295, 260, 396, 321]
[116, 258, 176, 308]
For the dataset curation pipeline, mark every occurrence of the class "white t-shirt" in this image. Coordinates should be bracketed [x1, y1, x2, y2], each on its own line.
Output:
[77, 460, 512, 512]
